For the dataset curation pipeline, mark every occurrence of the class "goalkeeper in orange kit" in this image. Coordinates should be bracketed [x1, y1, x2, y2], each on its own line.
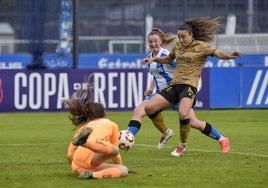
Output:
[63, 83, 128, 179]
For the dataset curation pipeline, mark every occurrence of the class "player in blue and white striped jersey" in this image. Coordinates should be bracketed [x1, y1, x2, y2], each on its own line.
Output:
[146, 47, 176, 94]
[126, 28, 177, 138]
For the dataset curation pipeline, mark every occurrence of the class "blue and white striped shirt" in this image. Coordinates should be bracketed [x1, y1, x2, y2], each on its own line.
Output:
[147, 48, 176, 93]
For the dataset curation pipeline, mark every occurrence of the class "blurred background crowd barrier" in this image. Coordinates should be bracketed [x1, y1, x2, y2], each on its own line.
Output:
[0, 0, 267, 63]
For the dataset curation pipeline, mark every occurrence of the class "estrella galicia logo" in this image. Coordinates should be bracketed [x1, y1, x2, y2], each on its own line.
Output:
[0, 78, 3, 104]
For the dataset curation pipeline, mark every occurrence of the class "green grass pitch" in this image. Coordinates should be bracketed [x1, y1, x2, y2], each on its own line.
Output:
[0, 109, 267, 188]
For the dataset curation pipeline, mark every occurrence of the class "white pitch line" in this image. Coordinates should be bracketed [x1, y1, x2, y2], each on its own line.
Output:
[135, 143, 268, 158]
[1, 142, 267, 158]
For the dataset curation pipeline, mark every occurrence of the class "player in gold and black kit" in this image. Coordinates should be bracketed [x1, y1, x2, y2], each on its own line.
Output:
[143, 17, 241, 157]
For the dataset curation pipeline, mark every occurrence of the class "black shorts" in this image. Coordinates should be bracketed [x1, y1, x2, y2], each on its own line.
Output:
[158, 84, 197, 106]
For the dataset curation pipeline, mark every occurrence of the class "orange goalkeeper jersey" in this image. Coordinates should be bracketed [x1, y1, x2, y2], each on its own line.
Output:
[67, 118, 122, 169]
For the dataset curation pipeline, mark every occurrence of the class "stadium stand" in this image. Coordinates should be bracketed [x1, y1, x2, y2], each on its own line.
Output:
[0, 0, 267, 54]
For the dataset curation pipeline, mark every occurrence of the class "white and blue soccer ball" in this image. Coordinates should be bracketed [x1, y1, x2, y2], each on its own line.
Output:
[118, 130, 135, 151]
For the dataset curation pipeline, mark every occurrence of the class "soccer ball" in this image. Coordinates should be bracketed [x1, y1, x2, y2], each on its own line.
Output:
[118, 130, 135, 151]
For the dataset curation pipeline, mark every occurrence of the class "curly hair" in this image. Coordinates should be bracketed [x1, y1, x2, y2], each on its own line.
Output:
[179, 16, 223, 42]
[63, 82, 105, 127]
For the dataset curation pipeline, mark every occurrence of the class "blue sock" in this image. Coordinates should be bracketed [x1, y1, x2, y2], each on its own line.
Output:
[201, 123, 221, 141]
[127, 120, 141, 136]
[127, 126, 139, 136]
[209, 126, 221, 140]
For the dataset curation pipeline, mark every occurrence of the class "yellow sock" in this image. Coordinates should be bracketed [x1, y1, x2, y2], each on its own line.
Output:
[149, 112, 168, 133]
[179, 118, 191, 143]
